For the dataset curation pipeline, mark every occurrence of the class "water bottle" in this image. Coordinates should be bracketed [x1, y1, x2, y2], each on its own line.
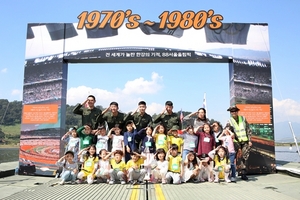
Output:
[15, 167, 19, 175]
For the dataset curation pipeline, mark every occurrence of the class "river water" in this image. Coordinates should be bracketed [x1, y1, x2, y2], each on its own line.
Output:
[1, 146, 300, 163]
[275, 145, 300, 163]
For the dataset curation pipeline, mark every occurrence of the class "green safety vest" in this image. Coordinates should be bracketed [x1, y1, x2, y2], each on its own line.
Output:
[229, 116, 248, 142]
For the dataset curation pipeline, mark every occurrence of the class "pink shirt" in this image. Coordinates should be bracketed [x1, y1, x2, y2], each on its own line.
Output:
[220, 135, 235, 153]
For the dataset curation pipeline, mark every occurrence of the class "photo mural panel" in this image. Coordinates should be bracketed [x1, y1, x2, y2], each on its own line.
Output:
[21, 22, 274, 176]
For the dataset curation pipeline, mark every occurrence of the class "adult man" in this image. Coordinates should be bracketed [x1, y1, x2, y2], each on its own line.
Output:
[125, 101, 153, 131]
[153, 101, 182, 132]
[73, 95, 102, 130]
[226, 105, 252, 181]
[96, 101, 126, 131]
[124, 101, 153, 148]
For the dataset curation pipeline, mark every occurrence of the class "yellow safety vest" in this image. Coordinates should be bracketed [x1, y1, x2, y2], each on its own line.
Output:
[229, 116, 248, 142]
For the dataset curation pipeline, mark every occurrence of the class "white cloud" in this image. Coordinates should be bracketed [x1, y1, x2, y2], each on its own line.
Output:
[146, 102, 164, 116]
[11, 89, 21, 95]
[273, 98, 300, 123]
[122, 72, 163, 95]
[67, 73, 164, 115]
[1, 68, 7, 73]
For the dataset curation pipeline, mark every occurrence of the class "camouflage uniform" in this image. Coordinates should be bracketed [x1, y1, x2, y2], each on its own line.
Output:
[153, 112, 182, 132]
[73, 104, 102, 129]
[228, 116, 252, 178]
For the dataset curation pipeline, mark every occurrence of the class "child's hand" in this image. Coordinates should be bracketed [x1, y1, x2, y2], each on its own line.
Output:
[126, 146, 131, 153]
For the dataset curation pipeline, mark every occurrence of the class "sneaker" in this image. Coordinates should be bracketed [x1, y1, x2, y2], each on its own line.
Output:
[59, 180, 65, 185]
[161, 179, 166, 184]
[225, 178, 231, 183]
[138, 180, 145, 185]
[241, 175, 248, 180]
[214, 178, 219, 183]
[109, 180, 115, 185]
[208, 178, 213, 183]
[75, 179, 83, 184]
[230, 177, 236, 183]
[121, 181, 126, 185]
[71, 181, 76, 185]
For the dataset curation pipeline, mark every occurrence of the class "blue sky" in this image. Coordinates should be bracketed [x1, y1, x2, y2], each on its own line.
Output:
[0, 1, 300, 138]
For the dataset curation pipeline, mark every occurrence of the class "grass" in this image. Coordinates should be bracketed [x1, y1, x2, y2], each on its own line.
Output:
[1, 124, 21, 136]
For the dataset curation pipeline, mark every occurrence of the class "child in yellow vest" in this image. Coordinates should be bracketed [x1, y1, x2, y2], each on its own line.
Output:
[168, 126, 184, 156]
[126, 150, 147, 185]
[108, 150, 127, 185]
[152, 124, 170, 153]
[208, 146, 231, 183]
[77, 144, 99, 184]
[165, 144, 183, 184]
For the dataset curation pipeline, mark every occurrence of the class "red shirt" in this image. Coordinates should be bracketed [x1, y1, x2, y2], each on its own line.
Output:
[195, 132, 215, 156]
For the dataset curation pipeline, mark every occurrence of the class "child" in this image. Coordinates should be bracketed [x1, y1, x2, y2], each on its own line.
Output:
[218, 125, 236, 182]
[107, 124, 125, 158]
[152, 124, 170, 154]
[168, 126, 184, 157]
[165, 144, 183, 184]
[95, 149, 111, 183]
[108, 150, 127, 185]
[195, 123, 216, 159]
[179, 126, 198, 160]
[198, 153, 213, 182]
[182, 151, 200, 183]
[55, 150, 78, 185]
[138, 126, 156, 180]
[126, 150, 147, 185]
[93, 124, 109, 154]
[61, 126, 80, 162]
[208, 145, 231, 183]
[152, 148, 168, 184]
[77, 144, 99, 184]
[77, 124, 94, 150]
[124, 121, 138, 163]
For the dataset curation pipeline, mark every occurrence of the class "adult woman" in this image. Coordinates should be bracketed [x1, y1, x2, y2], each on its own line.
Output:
[183, 108, 210, 132]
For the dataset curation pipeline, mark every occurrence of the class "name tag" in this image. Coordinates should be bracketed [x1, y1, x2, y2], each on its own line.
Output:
[85, 161, 92, 167]
[172, 164, 179, 170]
[158, 140, 164, 145]
[69, 140, 77, 146]
[97, 143, 103, 148]
[83, 140, 89, 145]
[218, 166, 223, 172]
[204, 137, 210, 143]
[128, 137, 132, 142]
[189, 143, 195, 148]
[145, 142, 151, 147]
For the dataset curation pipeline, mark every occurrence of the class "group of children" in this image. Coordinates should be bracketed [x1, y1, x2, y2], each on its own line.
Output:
[57, 121, 237, 185]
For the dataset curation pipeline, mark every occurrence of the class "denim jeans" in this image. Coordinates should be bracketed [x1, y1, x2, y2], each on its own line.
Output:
[229, 152, 236, 178]
[182, 149, 191, 161]
[61, 170, 77, 182]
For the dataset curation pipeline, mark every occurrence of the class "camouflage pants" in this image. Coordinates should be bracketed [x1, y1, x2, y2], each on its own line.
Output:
[234, 142, 251, 170]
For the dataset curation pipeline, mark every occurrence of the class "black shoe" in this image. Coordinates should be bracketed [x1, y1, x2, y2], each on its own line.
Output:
[241, 175, 248, 180]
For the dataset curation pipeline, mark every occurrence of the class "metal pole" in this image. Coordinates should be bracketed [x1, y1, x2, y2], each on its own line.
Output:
[288, 122, 300, 158]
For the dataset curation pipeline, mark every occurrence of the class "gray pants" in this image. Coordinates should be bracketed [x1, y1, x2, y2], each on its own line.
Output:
[127, 168, 146, 181]
[109, 169, 125, 181]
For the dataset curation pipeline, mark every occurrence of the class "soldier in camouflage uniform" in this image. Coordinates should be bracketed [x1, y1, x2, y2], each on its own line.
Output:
[96, 101, 126, 131]
[226, 105, 252, 181]
[153, 101, 182, 133]
[73, 95, 102, 130]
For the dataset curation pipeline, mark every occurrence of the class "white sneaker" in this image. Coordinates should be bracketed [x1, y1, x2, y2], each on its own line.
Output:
[109, 180, 114, 185]
[225, 178, 231, 183]
[59, 180, 65, 185]
[214, 178, 219, 183]
[121, 181, 126, 185]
